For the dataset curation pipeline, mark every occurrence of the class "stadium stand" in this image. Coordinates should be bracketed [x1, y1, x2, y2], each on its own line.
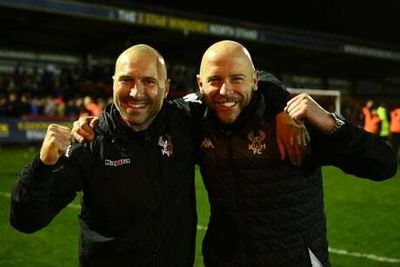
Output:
[0, 0, 399, 146]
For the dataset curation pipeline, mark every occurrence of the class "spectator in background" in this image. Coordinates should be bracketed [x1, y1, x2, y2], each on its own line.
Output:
[19, 94, 32, 117]
[54, 97, 66, 117]
[65, 98, 79, 118]
[390, 105, 400, 160]
[83, 95, 102, 116]
[96, 97, 107, 113]
[377, 102, 390, 141]
[43, 96, 57, 116]
[30, 97, 44, 116]
[5, 93, 22, 117]
[362, 99, 381, 135]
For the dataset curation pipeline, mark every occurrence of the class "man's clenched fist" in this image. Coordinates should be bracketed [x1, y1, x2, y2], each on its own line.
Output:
[40, 124, 72, 165]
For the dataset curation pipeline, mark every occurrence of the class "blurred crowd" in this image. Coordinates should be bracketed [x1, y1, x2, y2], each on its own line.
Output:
[360, 99, 400, 160]
[0, 63, 111, 119]
[0, 92, 111, 120]
[0, 63, 194, 119]
[1, 64, 400, 160]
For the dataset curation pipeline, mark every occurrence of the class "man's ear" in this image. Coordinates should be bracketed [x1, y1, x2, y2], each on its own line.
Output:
[196, 74, 204, 93]
[164, 78, 170, 98]
[253, 70, 259, 91]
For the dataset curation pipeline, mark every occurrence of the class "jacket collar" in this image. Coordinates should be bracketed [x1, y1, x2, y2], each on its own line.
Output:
[97, 103, 167, 144]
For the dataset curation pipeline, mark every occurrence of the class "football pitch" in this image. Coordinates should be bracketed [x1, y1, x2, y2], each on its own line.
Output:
[0, 146, 399, 267]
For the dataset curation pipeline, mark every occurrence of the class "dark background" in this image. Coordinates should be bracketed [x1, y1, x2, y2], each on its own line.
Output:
[108, 0, 400, 46]
[1, 0, 400, 98]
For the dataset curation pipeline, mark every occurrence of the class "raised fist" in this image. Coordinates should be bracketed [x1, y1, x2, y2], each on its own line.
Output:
[40, 124, 72, 165]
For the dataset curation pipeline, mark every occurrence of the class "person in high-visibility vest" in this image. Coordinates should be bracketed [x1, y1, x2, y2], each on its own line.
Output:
[390, 106, 400, 160]
[377, 102, 390, 141]
[362, 100, 381, 135]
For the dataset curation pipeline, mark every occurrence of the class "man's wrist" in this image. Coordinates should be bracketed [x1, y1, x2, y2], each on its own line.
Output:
[327, 112, 345, 134]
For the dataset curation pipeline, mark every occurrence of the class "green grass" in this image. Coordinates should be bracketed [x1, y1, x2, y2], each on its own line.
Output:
[324, 167, 400, 267]
[0, 147, 399, 267]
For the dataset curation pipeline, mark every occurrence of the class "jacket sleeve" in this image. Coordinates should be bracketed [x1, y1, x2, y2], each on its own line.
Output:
[258, 72, 290, 116]
[306, 122, 397, 180]
[10, 148, 83, 233]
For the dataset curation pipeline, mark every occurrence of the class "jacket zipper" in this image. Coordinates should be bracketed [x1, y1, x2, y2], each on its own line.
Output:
[223, 133, 249, 261]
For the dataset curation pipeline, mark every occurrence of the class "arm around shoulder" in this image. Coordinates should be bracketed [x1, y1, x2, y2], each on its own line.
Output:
[309, 122, 397, 181]
[343, 124, 397, 180]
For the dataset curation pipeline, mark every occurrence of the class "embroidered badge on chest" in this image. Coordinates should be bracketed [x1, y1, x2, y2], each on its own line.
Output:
[247, 130, 267, 155]
[200, 138, 215, 150]
[158, 134, 174, 157]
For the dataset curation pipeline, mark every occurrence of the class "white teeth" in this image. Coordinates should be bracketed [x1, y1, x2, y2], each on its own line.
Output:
[219, 102, 236, 107]
[128, 103, 146, 108]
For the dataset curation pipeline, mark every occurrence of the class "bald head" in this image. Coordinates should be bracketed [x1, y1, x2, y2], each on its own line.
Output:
[199, 40, 255, 77]
[112, 44, 170, 131]
[115, 44, 167, 80]
[197, 40, 259, 124]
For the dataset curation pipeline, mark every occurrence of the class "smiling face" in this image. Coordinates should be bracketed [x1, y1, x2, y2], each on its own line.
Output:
[113, 45, 169, 131]
[197, 40, 258, 124]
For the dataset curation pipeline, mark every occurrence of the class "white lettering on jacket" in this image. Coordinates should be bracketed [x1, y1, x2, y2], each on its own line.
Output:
[105, 158, 131, 167]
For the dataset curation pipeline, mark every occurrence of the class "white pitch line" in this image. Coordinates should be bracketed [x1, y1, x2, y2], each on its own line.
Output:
[329, 247, 400, 263]
[1, 191, 399, 264]
[196, 226, 400, 263]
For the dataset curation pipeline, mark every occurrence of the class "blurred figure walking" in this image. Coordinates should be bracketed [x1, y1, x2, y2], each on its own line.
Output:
[362, 99, 381, 135]
[377, 102, 390, 141]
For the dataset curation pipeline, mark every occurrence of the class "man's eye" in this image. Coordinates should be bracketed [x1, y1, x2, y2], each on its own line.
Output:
[119, 78, 131, 84]
[231, 77, 244, 83]
[142, 79, 157, 86]
[208, 78, 219, 84]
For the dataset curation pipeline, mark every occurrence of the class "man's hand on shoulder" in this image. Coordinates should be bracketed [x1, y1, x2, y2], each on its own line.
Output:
[285, 93, 338, 135]
[276, 111, 310, 166]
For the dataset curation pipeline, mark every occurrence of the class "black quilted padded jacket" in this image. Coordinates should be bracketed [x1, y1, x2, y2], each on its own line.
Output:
[198, 87, 397, 267]
[10, 101, 201, 267]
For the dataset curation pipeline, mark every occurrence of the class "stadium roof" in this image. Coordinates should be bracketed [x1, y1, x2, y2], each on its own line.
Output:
[0, 0, 400, 92]
[129, 0, 400, 47]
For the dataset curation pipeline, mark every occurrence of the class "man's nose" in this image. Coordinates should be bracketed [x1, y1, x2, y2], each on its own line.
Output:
[129, 82, 143, 97]
[219, 82, 233, 95]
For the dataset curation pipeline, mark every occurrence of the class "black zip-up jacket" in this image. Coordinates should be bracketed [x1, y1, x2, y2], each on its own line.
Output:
[198, 89, 397, 267]
[10, 101, 202, 267]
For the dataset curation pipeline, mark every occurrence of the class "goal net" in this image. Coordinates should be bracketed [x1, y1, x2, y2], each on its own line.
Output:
[287, 88, 342, 113]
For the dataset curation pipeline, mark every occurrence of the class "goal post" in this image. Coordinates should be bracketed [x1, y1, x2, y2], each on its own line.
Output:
[287, 88, 342, 113]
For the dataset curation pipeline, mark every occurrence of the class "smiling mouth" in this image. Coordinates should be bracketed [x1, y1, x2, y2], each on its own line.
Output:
[125, 102, 148, 109]
[217, 101, 237, 108]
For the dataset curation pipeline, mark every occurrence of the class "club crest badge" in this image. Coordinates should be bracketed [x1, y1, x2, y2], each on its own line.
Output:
[158, 134, 173, 157]
[247, 130, 267, 155]
[200, 138, 215, 150]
